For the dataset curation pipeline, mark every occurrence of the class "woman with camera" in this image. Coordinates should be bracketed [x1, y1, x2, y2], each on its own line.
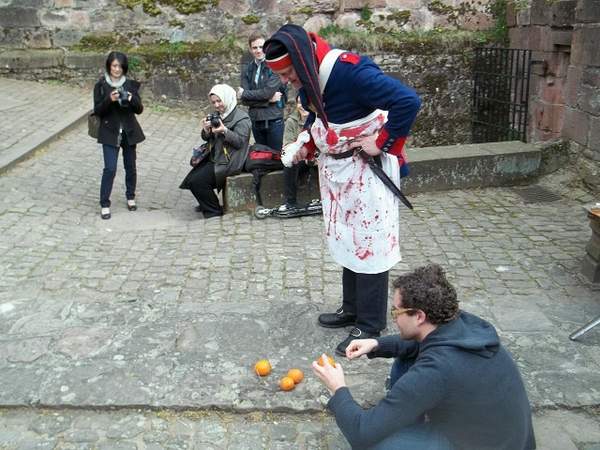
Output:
[179, 84, 251, 218]
[93, 51, 145, 220]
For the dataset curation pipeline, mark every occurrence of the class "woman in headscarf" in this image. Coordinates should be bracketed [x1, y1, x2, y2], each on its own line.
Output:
[179, 84, 251, 218]
[94, 51, 145, 220]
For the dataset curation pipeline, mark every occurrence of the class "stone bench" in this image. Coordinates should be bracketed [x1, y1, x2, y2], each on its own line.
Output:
[224, 140, 542, 212]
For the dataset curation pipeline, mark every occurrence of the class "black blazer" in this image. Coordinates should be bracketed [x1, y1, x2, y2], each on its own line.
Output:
[93, 78, 145, 147]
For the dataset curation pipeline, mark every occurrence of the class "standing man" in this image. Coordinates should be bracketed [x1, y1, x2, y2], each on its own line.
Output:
[312, 264, 536, 450]
[239, 33, 298, 212]
[264, 24, 421, 355]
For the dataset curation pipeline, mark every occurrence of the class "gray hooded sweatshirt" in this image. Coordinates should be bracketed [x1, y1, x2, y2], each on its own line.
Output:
[328, 311, 536, 450]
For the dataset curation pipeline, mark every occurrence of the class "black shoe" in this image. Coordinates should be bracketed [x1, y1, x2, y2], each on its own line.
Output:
[318, 307, 357, 328]
[203, 211, 223, 219]
[335, 327, 380, 357]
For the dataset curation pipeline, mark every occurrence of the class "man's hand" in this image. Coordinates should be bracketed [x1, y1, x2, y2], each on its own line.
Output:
[349, 134, 382, 156]
[237, 87, 244, 99]
[292, 145, 309, 164]
[311, 353, 346, 395]
[269, 91, 282, 103]
[346, 338, 379, 360]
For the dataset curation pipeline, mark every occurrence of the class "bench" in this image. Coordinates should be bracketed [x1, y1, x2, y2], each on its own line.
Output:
[223, 141, 542, 212]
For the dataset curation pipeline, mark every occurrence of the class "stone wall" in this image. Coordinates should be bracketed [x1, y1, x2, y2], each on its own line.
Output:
[508, 0, 600, 190]
[0, 44, 473, 147]
[0, 0, 493, 50]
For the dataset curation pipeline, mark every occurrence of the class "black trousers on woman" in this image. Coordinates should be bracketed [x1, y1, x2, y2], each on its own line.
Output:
[180, 160, 223, 218]
[342, 267, 389, 334]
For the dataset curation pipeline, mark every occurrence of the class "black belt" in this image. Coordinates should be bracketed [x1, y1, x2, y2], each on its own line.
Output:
[327, 149, 355, 159]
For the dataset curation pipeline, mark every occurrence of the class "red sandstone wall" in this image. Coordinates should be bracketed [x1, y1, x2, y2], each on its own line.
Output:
[509, 0, 599, 179]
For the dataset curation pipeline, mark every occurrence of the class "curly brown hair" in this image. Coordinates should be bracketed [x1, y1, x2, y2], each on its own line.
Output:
[392, 264, 459, 325]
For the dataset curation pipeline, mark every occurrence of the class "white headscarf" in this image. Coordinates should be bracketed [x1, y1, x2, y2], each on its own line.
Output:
[208, 84, 237, 120]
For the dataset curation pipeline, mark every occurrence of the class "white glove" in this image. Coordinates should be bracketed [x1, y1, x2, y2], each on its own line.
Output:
[282, 130, 311, 167]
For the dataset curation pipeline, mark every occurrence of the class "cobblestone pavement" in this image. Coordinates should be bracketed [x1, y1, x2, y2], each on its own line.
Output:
[1, 78, 600, 449]
[0, 79, 89, 171]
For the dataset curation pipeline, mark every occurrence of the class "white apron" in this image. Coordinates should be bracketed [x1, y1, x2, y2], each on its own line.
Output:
[311, 110, 402, 274]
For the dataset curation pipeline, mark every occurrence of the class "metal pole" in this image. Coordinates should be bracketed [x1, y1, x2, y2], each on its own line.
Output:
[569, 314, 600, 340]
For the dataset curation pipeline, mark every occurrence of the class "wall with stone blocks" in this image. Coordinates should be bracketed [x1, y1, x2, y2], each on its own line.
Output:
[0, 45, 473, 147]
[509, 0, 600, 190]
[0, 0, 493, 50]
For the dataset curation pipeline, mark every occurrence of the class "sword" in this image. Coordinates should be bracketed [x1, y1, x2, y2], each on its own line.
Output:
[357, 149, 413, 210]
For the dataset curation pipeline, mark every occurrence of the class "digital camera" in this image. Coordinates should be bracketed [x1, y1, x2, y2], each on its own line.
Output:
[207, 111, 221, 128]
[117, 86, 130, 107]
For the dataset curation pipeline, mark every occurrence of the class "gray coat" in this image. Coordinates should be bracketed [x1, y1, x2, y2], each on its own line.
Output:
[201, 106, 251, 188]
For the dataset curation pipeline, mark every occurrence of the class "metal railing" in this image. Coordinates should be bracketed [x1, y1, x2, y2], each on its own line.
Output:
[472, 48, 532, 143]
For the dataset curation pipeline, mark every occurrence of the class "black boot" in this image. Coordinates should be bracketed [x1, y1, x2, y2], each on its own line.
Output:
[318, 307, 356, 328]
[335, 327, 380, 357]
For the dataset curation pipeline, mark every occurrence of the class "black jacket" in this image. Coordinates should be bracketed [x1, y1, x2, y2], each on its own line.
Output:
[93, 78, 145, 147]
[240, 60, 285, 122]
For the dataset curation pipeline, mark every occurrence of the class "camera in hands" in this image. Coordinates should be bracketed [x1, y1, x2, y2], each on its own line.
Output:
[116, 87, 130, 107]
[207, 111, 221, 128]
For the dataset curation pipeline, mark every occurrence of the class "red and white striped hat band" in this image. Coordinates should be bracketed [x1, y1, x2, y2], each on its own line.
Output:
[265, 52, 292, 70]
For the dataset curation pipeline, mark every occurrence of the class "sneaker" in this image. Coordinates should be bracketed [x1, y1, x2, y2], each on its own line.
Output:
[318, 307, 357, 328]
[127, 199, 137, 211]
[100, 207, 111, 220]
[277, 203, 298, 213]
[335, 327, 380, 357]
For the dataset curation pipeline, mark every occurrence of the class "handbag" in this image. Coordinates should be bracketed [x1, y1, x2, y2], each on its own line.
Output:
[88, 112, 100, 139]
[190, 142, 210, 166]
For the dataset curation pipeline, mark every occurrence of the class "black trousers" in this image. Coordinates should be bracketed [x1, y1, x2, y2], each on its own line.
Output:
[283, 162, 313, 206]
[342, 267, 389, 334]
[186, 161, 223, 218]
[283, 165, 300, 206]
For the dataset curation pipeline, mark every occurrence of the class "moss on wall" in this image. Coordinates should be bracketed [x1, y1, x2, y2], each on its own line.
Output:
[241, 14, 260, 25]
[318, 26, 490, 55]
[117, 0, 218, 16]
[291, 6, 314, 15]
[72, 33, 242, 68]
[384, 10, 411, 27]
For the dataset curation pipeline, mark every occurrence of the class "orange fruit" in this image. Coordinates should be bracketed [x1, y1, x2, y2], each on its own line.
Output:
[279, 376, 295, 391]
[317, 355, 336, 368]
[287, 368, 304, 384]
[254, 359, 272, 376]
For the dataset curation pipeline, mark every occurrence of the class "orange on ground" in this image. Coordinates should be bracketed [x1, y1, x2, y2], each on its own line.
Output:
[279, 376, 295, 391]
[254, 359, 272, 376]
[287, 368, 304, 384]
[317, 355, 336, 368]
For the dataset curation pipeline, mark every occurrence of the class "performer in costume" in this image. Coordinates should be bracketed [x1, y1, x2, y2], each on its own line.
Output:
[264, 24, 421, 356]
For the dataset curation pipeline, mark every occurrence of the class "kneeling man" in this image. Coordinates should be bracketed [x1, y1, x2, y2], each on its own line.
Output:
[313, 264, 536, 450]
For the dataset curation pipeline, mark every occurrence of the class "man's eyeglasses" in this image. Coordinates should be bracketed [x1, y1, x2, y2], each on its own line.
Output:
[390, 306, 415, 320]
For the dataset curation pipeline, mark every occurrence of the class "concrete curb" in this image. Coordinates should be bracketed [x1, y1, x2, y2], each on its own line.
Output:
[0, 107, 89, 174]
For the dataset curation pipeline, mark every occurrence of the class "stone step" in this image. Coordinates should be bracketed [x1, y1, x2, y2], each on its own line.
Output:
[224, 140, 544, 211]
